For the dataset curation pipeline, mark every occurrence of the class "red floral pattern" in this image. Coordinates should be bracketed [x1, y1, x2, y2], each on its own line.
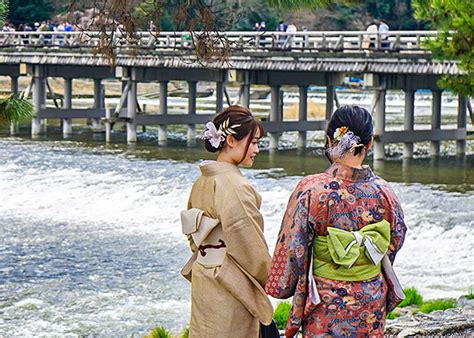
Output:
[266, 162, 407, 337]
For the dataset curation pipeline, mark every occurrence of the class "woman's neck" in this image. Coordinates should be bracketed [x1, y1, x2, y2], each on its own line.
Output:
[334, 155, 365, 169]
[216, 151, 238, 165]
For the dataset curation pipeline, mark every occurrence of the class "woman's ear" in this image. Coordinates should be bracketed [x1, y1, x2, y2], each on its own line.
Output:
[327, 136, 333, 148]
[367, 136, 374, 150]
[225, 135, 237, 148]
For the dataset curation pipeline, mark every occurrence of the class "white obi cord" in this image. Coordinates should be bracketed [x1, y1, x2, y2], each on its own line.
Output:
[181, 208, 226, 267]
[346, 231, 386, 268]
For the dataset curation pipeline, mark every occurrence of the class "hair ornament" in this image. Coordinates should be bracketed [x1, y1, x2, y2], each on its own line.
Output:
[330, 127, 364, 159]
[333, 126, 349, 142]
[202, 118, 241, 149]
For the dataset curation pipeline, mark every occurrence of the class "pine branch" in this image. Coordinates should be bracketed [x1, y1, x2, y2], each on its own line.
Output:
[0, 94, 34, 125]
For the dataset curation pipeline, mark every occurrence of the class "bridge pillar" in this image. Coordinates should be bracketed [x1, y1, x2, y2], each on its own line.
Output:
[216, 81, 224, 113]
[32, 66, 46, 137]
[297, 85, 308, 150]
[457, 95, 467, 156]
[430, 90, 442, 156]
[127, 75, 137, 143]
[374, 89, 386, 161]
[241, 84, 250, 108]
[326, 85, 335, 120]
[9, 76, 19, 135]
[92, 78, 102, 132]
[269, 85, 281, 151]
[158, 81, 168, 146]
[403, 89, 415, 158]
[62, 78, 73, 137]
[187, 81, 197, 146]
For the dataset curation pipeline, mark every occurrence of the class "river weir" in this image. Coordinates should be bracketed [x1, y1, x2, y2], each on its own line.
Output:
[0, 135, 472, 336]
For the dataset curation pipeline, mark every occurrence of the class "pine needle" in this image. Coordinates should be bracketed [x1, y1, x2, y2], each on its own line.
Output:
[0, 94, 33, 124]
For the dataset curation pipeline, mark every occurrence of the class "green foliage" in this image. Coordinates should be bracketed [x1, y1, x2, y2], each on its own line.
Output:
[419, 298, 457, 314]
[148, 325, 172, 338]
[0, 94, 33, 125]
[386, 310, 399, 319]
[7, 0, 53, 25]
[399, 287, 424, 307]
[413, 0, 474, 97]
[273, 301, 291, 330]
[267, 0, 358, 10]
[466, 289, 474, 300]
[182, 326, 189, 338]
[0, 0, 8, 27]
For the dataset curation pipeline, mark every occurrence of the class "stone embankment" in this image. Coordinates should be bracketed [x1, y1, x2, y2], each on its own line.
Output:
[385, 297, 474, 336]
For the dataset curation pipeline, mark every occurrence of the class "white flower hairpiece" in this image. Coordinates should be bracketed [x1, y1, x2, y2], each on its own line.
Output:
[202, 118, 241, 149]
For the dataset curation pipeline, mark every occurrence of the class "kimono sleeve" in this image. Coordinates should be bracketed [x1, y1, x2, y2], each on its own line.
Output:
[265, 182, 314, 299]
[215, 179, 271, 287]
[382, 183, 407, 263]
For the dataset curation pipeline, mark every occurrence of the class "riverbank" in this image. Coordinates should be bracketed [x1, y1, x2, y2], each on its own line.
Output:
[386, 300, 474, 336]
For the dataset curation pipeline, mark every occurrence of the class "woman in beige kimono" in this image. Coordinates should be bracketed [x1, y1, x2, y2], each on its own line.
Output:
[181, 105, 274, 337]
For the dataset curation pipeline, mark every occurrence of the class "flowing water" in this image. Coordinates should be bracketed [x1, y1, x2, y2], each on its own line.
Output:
[0, 132, 472, 336]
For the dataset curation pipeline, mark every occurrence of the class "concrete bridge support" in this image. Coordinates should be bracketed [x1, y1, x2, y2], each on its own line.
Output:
[127, 75, 137, 143]
[9, 76, 19, 135]
[158, 81, 168, 146]
[92, 78, 102, 131]
[457, 95, 467, 156]
[239, 71, 251, 108]
[187, 81, 197, 146]
[403, 89, 415, 158]
[326, 85, 335, 120]
[297, 85, 308, 150]
[431, 90, 442, 156]
[374, 89, 386, 161]
[32, 66, 46, 137]
[269, 85, 281, 151]
[241, 83, 250, 108]
[216, 81, 224, 113]
[62, 78, 73, 137]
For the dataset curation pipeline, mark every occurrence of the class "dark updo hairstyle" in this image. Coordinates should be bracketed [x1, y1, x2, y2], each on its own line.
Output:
[325, 105, 373, 163]
[204, 105, 264, 163]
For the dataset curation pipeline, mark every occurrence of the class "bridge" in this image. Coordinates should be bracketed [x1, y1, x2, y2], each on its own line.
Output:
[0, 30, 468, 160]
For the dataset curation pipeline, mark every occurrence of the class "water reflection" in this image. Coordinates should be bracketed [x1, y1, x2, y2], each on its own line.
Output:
[0, 130, 472, 189]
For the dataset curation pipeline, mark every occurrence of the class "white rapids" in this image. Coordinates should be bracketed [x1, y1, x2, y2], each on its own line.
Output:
[0, 138, 472, 336]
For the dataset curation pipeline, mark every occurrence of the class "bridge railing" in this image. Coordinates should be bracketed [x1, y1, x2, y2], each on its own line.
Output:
[0, 30, 439, 53]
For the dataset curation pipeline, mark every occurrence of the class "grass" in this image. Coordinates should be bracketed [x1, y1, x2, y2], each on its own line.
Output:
[147, 325, 172, 338]
[399, 287, 424, 307]
[386, 311, 399, 320]
[181, 326, 189, 338]
[465, 289, 474, 300]
[419, 298, 457, 314]
[273, 301, 291, 330]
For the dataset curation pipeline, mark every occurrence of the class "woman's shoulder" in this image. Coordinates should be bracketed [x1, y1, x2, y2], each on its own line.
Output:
[294, 172, 331, 192]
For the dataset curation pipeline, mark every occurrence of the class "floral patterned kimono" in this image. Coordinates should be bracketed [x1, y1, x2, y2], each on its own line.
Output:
[266, 162, 407, 337]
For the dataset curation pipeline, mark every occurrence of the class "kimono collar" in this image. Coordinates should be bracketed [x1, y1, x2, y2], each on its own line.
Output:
[199, 160, 243, 177]
[325, 162, 376, 182]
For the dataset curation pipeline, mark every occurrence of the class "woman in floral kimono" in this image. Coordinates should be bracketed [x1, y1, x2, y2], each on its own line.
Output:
[266, 105, 407, 337]
[182, 106, 274, 337]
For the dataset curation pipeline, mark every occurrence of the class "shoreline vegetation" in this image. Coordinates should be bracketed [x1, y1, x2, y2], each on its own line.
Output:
[146, 288, 474, 337]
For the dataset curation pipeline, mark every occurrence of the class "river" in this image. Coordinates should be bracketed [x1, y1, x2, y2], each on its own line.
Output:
[0, 132, 472, 336]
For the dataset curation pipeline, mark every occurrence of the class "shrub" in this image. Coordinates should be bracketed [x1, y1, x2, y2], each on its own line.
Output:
[419, 298, 457, 314]
[148, 325, 172, 338]
[399, 287, 424, 307]
[182, 326, 189, 338]
[466, 289, 474, 300]
[273, 301, 291, 330]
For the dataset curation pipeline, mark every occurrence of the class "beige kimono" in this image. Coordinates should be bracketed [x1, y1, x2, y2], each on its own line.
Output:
[183, 161, 273, 338]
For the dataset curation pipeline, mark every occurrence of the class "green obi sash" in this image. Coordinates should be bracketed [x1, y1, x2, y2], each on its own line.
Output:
[313, 220, 391, 281]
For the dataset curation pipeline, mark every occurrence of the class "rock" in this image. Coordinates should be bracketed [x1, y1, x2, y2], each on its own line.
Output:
[385, 305, 474, 335]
